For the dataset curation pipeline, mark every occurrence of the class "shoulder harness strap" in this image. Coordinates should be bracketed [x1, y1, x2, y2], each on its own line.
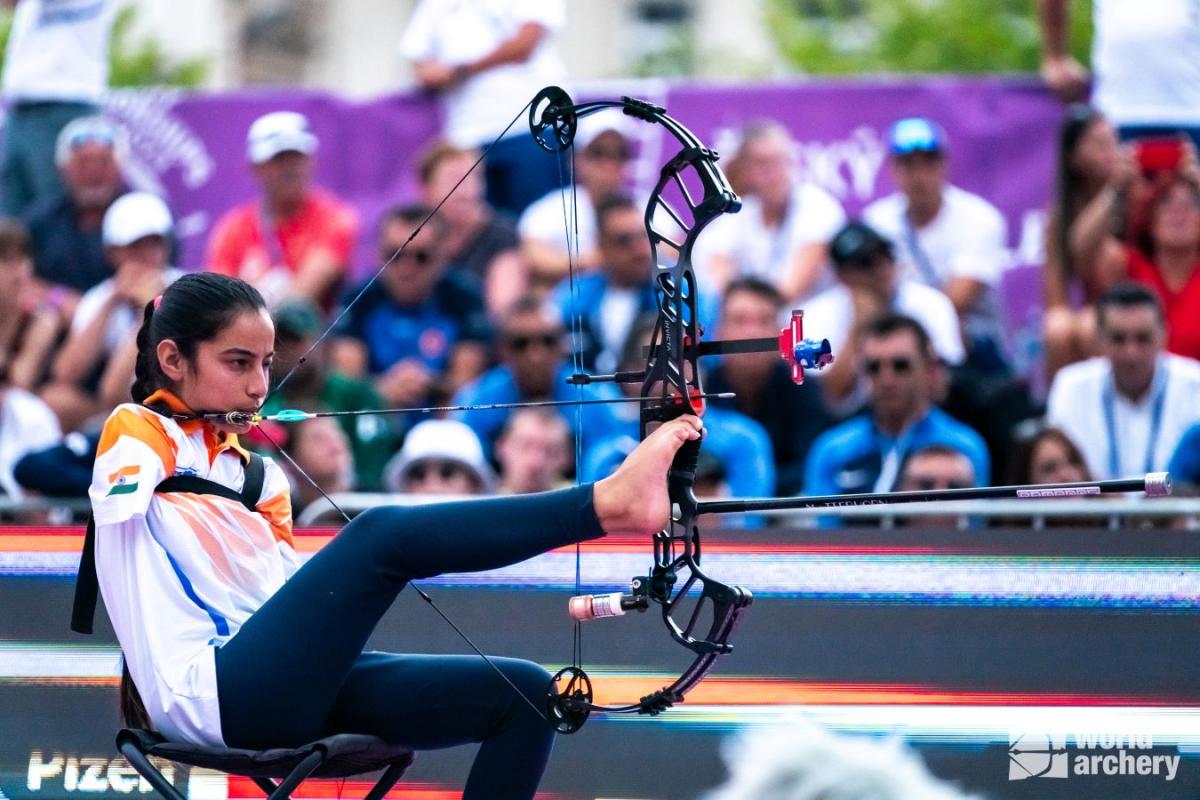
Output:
[71, 453, 266, 635]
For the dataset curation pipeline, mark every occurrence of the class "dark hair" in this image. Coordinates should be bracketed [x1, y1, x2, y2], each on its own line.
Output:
[1005, 425, 1091, 486]
[120, 660, 151, 728]
[1051, 106, 1110, 282]
[377, 203, 445, 241]
[595, 193, 640, 238]
[131, 272, 267, 404]
[860, 312, 933, 360]
[1095, 281, 1164, 331]
[830, 220, 893, 269]
[723, 276, 783, 309]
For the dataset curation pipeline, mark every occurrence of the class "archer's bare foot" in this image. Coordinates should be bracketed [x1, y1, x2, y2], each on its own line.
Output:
[594, 415, 703, 536]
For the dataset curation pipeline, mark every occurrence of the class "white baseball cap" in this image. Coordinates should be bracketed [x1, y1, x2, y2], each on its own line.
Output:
[383, 419, 496, 493]
[246, 111, 318, 164]
[102, 192, 173, 247]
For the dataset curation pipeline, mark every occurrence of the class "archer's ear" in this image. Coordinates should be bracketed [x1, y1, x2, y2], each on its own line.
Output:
[157, 339, 186, 383]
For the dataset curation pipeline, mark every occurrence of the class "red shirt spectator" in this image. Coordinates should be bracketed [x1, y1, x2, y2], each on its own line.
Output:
[1126, 246, 1200, 359]
[206, 111, 359, 311]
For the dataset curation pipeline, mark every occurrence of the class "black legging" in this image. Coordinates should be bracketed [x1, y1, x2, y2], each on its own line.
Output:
[214, 485, 604, 800]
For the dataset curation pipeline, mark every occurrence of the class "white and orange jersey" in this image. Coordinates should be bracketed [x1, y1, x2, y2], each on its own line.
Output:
[90, 390, 297, 747]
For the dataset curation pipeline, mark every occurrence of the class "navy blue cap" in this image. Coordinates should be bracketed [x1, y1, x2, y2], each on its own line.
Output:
[888, 117, 947, 156]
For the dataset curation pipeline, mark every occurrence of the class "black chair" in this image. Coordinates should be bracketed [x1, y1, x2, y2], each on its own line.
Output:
[116, 728, 415, 800]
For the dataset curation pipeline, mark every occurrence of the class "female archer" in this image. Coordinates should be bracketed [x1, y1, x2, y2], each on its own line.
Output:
[89, 272, 701, 800]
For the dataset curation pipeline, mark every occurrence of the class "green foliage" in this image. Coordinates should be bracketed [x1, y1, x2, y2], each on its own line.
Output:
[765, 0, 1093, 75]
[0, 4, 208, 88]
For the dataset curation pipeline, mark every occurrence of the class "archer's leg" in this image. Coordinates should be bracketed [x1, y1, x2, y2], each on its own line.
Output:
[216, 416, 702, 747]
[322, 652, 555, 800]
[217, 484, 603, 748]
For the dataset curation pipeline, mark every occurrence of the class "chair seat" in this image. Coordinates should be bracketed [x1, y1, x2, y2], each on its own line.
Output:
[117, 728, 415, 779]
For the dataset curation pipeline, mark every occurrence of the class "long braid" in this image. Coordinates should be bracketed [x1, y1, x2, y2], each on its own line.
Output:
[130, 299, 158, 404]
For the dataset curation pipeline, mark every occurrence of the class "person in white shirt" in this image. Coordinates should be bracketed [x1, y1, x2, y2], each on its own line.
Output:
[0, 384, 61, 499]
[701, 120, 846, 304]
[805, 220, 963, 414]
[863, 118, 1010, 373]
[1046, 282, 1200, 480]
[401, 0, 568, 217]
[1039, 0, 1200, 149]
[517, 113, 634, 291]
[41, 192, 183, 431]
[1, 0, 115, 216]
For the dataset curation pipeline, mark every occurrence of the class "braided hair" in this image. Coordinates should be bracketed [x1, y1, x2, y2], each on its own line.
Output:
[131, 272, 266, 403]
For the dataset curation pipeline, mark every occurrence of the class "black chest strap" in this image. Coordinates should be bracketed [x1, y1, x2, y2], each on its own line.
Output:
[70, 454, 265, 635]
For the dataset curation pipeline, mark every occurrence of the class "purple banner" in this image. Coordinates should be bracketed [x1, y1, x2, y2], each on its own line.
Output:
[98, 78, 1062, 284]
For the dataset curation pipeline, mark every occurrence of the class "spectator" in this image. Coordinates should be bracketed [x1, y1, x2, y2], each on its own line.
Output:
[25, 115, 127, 309]
[519, 113, 632, 289]
[401, 0, 567, 217]
[702, 120, 846, 303]
[41, 192, 181, 432]
[896, 444, 978, 528]
[1168, 421, 1200, 492]
[1, 0, 115, 216]
[581, 316, 776, 501]
[1044, 105, 1135, 378]
[207, 111, 359, 310]
[705, 277, 835, 496]
[863, 117, 1010, 373]
[1122, 174, 1200, 360]
[331, 204, 490, 409]
[805, 313, 990, 497]
[14, 429, 97, 499]
[0, 378, 61, 499]
[897, 445, 977, 493]
[495, 407, 571, 494]
[382, 419, 494, 496]
[452, 294, 628, 459]
[0, 217, 64, 389]
[417, 139, 524, 316]
[804, 220, 964, 412]
[549, 194, 659, 374]
[1046, 282, 1200, 480]
[284, 415, 355, 514]
[702, 718, 980, 800]
[1007, 425, 1092, 487]
[1039, 0, 1200, 150]
[258, 299, 401, 492]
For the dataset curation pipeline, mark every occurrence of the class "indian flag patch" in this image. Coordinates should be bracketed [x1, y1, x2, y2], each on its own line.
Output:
[107, 465, 140, 496]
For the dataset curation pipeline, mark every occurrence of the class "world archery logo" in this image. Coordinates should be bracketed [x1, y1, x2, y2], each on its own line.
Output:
[1009, 732, 1069, 779]
[106, 465, 140, 496]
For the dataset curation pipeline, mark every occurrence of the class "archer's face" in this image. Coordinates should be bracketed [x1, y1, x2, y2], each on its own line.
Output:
[162, 308, 275, 435]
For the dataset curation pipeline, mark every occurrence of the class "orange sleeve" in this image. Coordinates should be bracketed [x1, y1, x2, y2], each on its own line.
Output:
[256, 489, 295, 548]
[97, 407, 178, 476]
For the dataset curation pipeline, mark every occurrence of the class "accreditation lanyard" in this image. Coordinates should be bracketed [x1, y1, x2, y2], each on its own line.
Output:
[1103, 371, 1169, 478]
[901, 212, 943, 289]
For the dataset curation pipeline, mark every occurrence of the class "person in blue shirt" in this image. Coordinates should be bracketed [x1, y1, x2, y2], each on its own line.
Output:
[452, 294, 632, 461]
[805, 312, 989, 498]
[1168, 421, 1200, 491]
[549, 194, 719, 375]
[332, 205, 490, 408]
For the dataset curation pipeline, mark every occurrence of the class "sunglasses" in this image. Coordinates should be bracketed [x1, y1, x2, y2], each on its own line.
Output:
[406, 460, 471, 482]
[385, 248, 435, 266]
[864, 357, 914, 376]
[506, 333, 561, 352]
[907, 477, 971, 491]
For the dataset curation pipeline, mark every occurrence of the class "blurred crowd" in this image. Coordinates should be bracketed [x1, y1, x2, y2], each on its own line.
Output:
[2, 0, 1200, 524]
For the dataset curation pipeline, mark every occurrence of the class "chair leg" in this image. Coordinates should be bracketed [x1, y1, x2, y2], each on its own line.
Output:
[117, 740, 187, 800]
[363, 761, 409, 800]
[263, 750, 325, 800]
